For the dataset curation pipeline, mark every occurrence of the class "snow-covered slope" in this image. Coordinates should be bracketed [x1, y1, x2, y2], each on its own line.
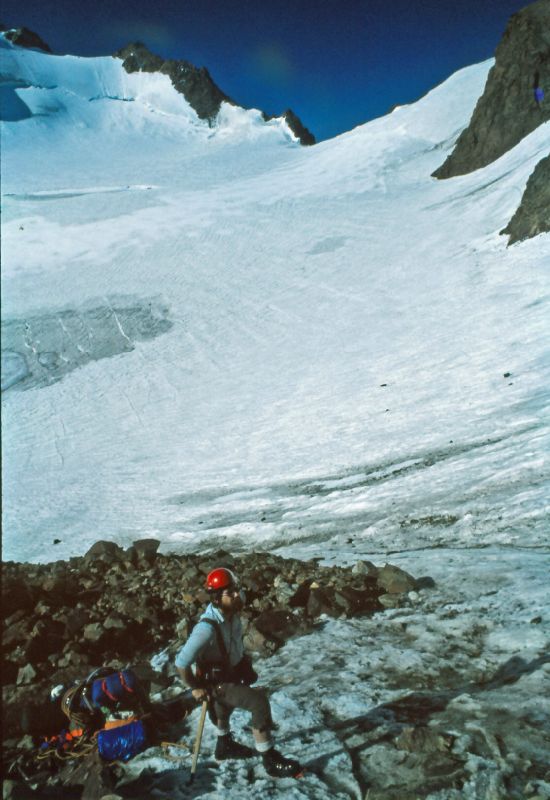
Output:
[0, 34, 298, 142]
[2, 34, 549, 800]
[2, 37, 548, 564]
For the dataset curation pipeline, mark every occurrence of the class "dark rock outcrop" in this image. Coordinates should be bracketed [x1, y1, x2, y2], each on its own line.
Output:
[501, 153, 550, 243]
[114, 41, 231, 122]
[1, 25, 52, 53]
[264, 108, 316, 146]
[433, 0, 550, 179]
[114, 41, 315, 144]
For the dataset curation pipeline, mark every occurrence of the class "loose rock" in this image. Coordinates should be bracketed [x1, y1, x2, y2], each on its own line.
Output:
[16, 664, 36, 686]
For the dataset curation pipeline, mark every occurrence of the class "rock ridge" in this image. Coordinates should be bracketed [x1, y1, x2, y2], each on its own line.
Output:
[114, 41, 231, 123]
[113, 41, 316, 145]
[0, 24, 52, 53]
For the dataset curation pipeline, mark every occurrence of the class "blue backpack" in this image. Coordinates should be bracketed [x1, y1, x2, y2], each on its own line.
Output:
[97, 720, 147, 762]
[90, 669, 138, 710]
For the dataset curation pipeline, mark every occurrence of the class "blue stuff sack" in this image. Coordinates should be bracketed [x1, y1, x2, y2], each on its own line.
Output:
[97, 720, 147, 762]
[90, 670, 138, 710]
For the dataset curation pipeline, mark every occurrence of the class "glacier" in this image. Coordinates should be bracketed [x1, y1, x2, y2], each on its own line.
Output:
[1, 37, 547, 563]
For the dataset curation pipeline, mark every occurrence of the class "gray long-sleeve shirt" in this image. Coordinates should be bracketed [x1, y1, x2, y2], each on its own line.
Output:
[174, 603, 244, 669]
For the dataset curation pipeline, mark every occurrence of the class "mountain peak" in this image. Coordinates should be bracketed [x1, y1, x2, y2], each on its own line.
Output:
[0, 24, 52, 53]
[114, 41, 165, 73]
[279, 109, 316, 147]
[113, 41, 315, 145]
[114, 40, 231, 123]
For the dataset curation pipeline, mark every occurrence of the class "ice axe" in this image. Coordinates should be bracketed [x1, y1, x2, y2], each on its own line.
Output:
[187, 699, 208, 785]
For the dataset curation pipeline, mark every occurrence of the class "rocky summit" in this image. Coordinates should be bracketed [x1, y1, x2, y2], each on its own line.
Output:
[114, 41, 232, 124]
[114, 41, 316, 145]
[0, 24, 52, 53]
[432, 0, 550, 179]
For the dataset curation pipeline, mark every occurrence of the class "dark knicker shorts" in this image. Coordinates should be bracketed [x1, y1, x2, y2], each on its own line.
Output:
[212, 682, 273, 732]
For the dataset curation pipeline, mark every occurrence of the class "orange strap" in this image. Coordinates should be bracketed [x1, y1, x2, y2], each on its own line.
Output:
[103, 716, 137, 730]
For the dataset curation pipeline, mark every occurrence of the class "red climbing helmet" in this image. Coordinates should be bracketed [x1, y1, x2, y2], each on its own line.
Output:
[205, 567, 239, 593]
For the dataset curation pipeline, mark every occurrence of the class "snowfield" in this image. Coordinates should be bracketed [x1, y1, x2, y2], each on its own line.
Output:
[1, 32, 549, 799]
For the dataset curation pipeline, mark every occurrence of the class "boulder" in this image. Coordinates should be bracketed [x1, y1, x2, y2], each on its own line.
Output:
[118, 599, 156, 625]
[273, 575, 296, 604]
[7, 646, 28, 667]
[83, 623, 104, 643]
[25, 619, 65, 662]
[66, 607, 90, 636]
[3, 619, 30, 649]
[104, 615, 125, 630]
[306, 585, 334, 617]
[288, 580, 312, 608]
[377, 564, 418, 594]
[352, 559, 379, 576]
[4, 609, 27, 627]
[253, 608, 302, 644]
[16, 664, 37, 685]
[334, 584, 382, 615]
[131, 538, 161, 558]
[40, 573, 70, 598]
[379, 593, 403, 609]
[243, 625, 276, 656]
[33, 600, 50, 616]
[84, 541, 125, 562]
[17, 735, 34, 751]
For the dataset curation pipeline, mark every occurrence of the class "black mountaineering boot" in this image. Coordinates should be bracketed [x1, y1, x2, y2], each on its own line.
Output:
[262, 747, 301, 777]
[215, 734, 255, 761]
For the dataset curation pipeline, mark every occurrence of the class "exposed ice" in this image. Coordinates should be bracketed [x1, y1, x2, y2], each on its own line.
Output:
[1, 298, 173, 391]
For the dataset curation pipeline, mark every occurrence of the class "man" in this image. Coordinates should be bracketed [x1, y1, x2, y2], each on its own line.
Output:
[175, 567, 301, 778]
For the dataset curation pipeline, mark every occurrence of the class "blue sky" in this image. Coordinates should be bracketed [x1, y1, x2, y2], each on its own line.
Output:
[2, 0, 524, 140]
